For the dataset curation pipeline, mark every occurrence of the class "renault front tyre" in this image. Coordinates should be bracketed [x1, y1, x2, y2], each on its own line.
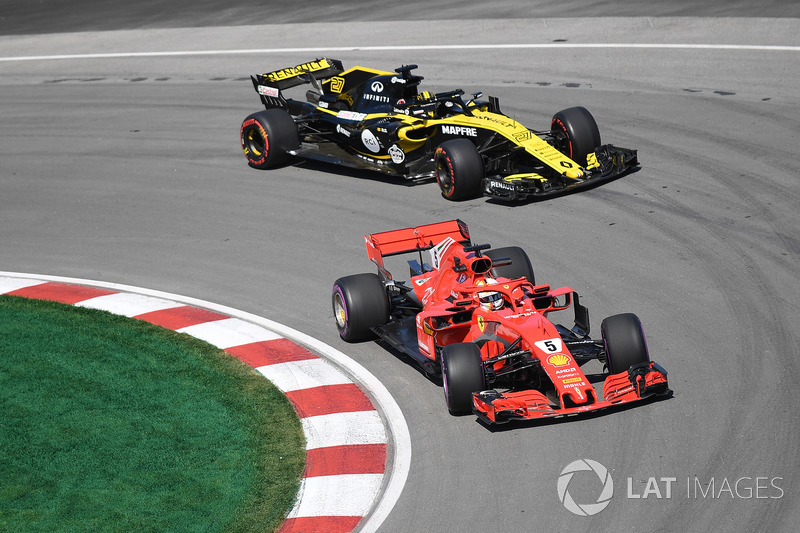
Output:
[551, 106, 601, 167]
[435, 138, 484, 201]
[240, 109, 300, 169]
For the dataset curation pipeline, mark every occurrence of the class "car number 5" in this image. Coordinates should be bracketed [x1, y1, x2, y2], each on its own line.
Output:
[535, 338, 563, 353]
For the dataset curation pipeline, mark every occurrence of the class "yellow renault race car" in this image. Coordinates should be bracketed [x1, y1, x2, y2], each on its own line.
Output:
[240, 58, 638, 202]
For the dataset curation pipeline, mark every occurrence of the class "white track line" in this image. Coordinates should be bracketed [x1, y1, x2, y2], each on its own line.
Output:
[1, 43, 799, 62]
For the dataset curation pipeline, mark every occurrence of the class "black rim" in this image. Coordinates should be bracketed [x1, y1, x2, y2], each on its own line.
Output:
[436, 159, 453, 194]
[246, 128, 266, 157]
[551, 128, 570, 158]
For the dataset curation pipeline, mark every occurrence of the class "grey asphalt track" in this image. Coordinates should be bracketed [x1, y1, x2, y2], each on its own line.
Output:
[2, 2, 800, 531]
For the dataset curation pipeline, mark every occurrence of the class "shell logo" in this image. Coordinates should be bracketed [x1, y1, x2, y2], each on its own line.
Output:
[547, 353, 571, 366]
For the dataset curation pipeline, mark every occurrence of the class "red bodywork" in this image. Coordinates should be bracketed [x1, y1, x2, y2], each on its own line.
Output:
[365, 220, 669, 424]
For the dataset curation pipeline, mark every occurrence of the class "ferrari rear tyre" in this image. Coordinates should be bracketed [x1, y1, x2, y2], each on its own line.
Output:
[485, 246, 535, 285]
[441, 343, 485, 415]
[332, 273, 390, 342]
[551, 106, 601, 166]
[435, 139, 484, 201]
[240, 109, 300, 169]
[601, 313, 650, 374]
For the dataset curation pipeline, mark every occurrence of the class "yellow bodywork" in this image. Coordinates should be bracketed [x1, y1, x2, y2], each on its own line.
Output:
[262, 63, 590, 177]
[310, 64, 587, 177]
[319, 105, 586, 178]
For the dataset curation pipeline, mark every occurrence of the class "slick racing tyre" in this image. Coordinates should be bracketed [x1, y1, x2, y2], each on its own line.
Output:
[551, 106, 601, 167]
[240, 109, 300, 169]
[332, 273, 390, 342]
[435, 138, 484, 201]
[486, 246, 535, 285]
[601, 313, 650, 374]
[441, 343, 485, 415]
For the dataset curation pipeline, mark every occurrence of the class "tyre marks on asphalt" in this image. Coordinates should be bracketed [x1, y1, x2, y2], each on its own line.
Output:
[0, 275, 387, 533]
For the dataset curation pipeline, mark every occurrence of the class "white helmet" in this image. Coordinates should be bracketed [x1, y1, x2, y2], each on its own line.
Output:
[477, 278, 504, 311]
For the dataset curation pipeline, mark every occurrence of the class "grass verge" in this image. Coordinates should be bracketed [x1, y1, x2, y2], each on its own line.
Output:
[0, 295, 305, 533]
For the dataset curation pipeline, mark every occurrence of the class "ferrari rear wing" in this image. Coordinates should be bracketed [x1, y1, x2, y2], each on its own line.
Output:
[365, 219, 471, 278]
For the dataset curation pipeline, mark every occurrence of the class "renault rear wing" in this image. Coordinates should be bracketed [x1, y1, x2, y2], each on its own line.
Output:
[251, 58, 344, 109]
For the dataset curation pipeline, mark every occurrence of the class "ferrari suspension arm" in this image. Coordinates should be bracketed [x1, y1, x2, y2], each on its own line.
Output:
[482, 337, 540, 380]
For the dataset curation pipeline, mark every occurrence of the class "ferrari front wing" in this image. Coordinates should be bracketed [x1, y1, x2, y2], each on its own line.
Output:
[482, 144, 638, 201]
[473, 361, 669, 424]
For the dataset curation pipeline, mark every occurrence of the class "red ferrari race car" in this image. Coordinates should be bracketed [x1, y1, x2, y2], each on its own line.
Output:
[332, 220, 670, 424]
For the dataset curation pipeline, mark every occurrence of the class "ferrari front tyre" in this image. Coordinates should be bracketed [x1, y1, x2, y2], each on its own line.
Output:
[441, 343, 485, 415]
[551, 106, 601, 167]
[434, 138, 484, 201]
[601, 313, 650, 374]
[240, 109, 300, 169]
[485, 246, 535, 285]
[332, 273, 390, 342]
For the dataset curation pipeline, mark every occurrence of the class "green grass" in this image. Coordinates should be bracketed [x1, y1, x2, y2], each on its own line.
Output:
[0, 295, 305, 533]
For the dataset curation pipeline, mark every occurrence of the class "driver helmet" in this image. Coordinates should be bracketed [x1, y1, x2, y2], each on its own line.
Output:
[416, 90, 434, 103]
[476, 278, 504, 311]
